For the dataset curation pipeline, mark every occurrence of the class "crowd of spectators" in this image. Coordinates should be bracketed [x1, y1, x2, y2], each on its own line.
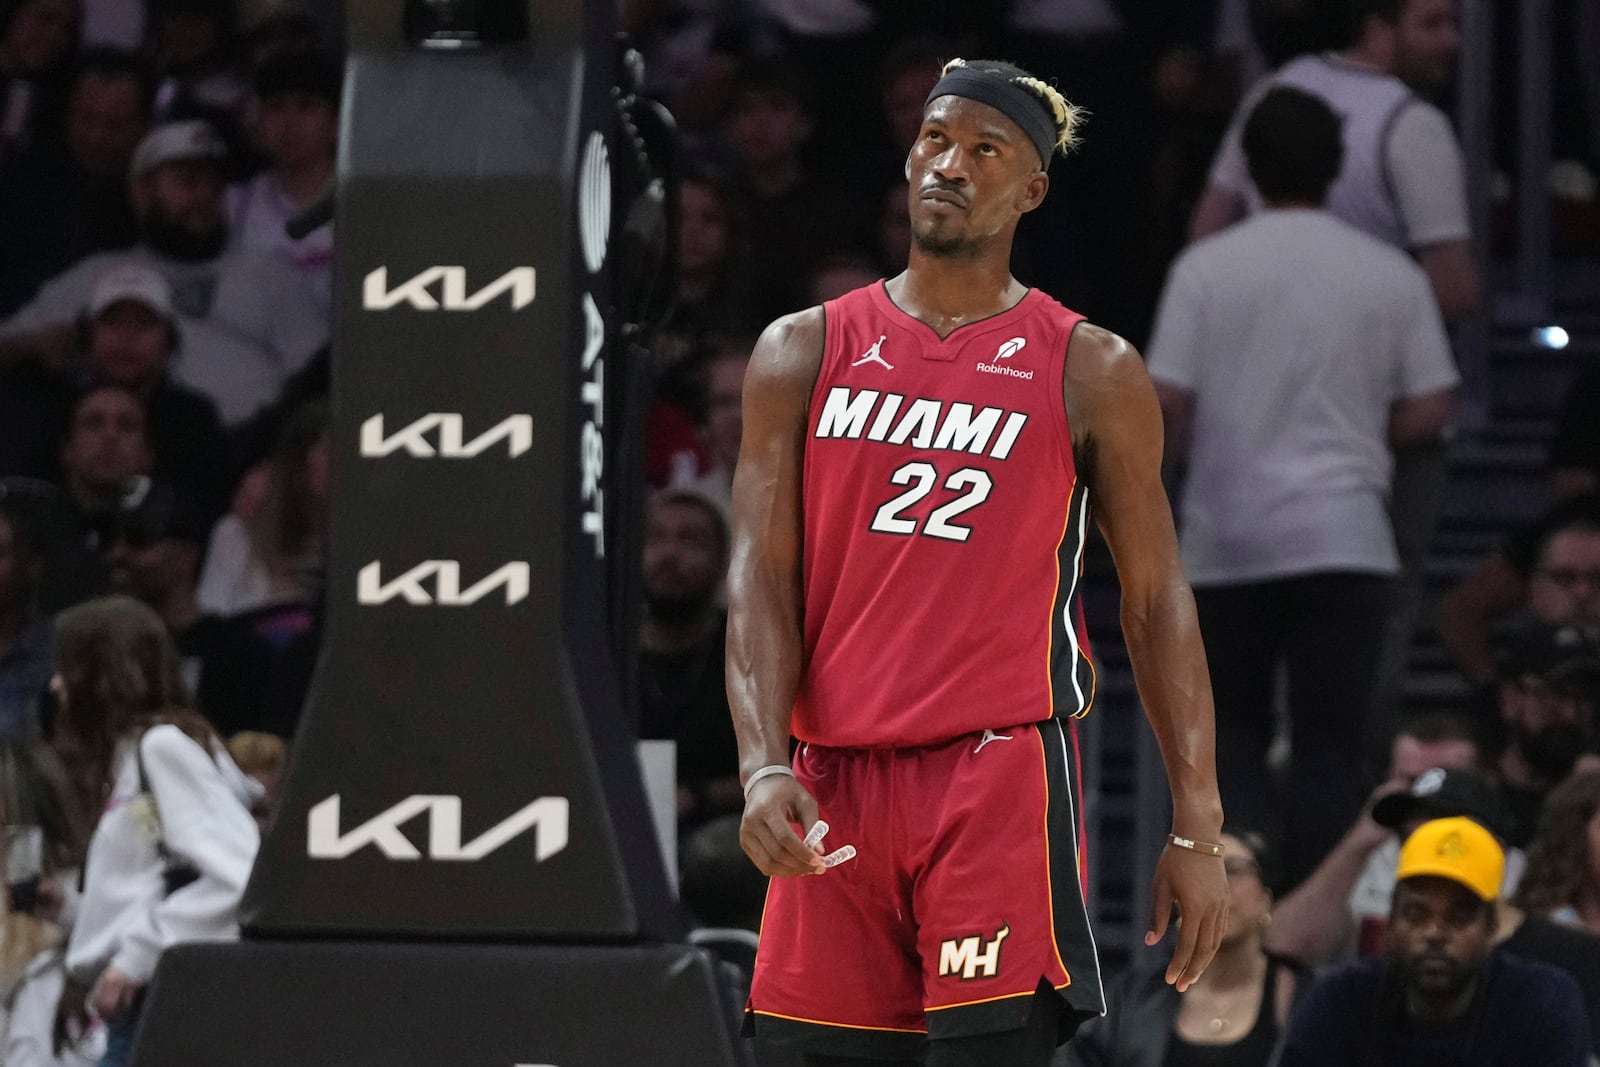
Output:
[0, 0, 1597, 1063]
[0, 1, 334, 1061]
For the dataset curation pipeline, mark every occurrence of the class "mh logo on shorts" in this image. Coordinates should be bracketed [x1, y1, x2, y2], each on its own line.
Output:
[938, 924, 1010, 980]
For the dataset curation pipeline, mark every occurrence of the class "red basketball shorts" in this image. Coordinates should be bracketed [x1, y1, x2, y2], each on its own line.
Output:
[746, 718, 1107, 1059]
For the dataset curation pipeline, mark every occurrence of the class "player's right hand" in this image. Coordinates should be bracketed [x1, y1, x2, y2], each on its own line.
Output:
[741, 774, 827, 878]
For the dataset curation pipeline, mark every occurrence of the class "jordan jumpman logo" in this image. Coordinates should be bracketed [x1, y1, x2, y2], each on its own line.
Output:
[974, 729, 1013, 754]
[852, 334, 893, 369]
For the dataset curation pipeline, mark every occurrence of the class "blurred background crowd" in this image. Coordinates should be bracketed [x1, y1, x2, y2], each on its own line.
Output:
[0, 0, 1597, 1063]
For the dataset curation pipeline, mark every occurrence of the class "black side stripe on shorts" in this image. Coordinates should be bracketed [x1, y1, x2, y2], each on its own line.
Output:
[1042, 718, 1106, 1017]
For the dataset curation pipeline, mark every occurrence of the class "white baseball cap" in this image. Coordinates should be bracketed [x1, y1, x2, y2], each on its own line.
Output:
[88, 263, 174, 320]
[130, 119, 227, 179]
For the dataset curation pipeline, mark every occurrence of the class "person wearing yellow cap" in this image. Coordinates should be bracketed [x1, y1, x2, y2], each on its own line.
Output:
[1277, 817, 1588, 1065]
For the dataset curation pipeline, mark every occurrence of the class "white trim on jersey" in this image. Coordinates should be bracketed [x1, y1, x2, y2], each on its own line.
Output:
[1061, 486, 1092, 714]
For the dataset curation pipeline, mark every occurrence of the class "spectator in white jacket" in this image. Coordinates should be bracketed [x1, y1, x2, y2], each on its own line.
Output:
[50, 596, 259, 1067]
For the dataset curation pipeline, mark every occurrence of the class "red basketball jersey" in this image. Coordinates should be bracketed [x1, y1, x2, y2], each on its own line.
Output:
[796, 281, 1095, 748]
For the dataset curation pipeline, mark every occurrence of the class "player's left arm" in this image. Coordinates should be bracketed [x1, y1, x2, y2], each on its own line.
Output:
[1063, 322, 1228, 992]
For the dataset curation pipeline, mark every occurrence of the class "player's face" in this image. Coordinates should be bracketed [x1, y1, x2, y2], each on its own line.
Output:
[905, 97, 1047, 259]
[1387, 877, 1492, 1000]
[1395, 0, 1459, 90]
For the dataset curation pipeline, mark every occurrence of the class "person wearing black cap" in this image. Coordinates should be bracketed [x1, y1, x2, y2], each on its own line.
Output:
[1275, 761, 1600, 1056]
[1491, 623, 1600, 847]
[107, 479, 214, 649]
[1353, 767, 1525, 951]
[730, 58, 1229, 1064]
[230, 48, 339, 312]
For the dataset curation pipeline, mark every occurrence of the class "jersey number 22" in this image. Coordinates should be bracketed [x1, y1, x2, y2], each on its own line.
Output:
[870, 461, 992, 542]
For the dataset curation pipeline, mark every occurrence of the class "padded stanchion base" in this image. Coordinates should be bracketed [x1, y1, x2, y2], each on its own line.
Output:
[130, 940, 747, 1066]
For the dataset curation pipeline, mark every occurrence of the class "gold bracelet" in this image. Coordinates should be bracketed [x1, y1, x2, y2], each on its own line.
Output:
[1167, 833, 1224, 857]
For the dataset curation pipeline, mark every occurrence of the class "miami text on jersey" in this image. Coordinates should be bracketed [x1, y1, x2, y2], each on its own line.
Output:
[813, 387, 1029, 460]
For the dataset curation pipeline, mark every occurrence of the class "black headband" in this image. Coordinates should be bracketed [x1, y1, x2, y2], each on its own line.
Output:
[924, 66, 1058, 168]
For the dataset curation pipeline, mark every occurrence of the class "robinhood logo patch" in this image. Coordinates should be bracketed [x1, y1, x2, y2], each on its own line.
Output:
[977, 336, 1032, 379]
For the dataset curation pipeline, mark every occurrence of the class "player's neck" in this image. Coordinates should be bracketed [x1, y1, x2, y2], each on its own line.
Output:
[887, 261, 1027, 339]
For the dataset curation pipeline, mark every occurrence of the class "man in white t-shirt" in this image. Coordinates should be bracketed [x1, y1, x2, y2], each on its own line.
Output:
[1190, 0, 1478, 323]
[1149, 86, 1459, 883]
[1193, 0, 1477, 777]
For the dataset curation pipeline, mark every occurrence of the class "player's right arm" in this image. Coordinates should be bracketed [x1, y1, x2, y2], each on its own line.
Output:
[727, 307, 827, 878]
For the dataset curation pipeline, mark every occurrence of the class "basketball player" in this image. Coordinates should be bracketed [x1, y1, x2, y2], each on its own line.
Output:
[727, 59, 1229, 1065]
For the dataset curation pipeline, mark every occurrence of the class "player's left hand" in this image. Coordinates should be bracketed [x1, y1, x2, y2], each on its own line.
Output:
[1145, 843, 1229, 992]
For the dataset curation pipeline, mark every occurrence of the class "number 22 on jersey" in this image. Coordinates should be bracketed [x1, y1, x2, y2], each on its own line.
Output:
[869, 462, 993, 542]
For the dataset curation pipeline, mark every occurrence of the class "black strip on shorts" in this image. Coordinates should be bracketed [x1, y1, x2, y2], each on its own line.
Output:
[746, 1009, 929, 1061]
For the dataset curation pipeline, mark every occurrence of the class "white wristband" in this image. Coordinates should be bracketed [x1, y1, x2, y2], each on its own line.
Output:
[743, 764, 795, 800]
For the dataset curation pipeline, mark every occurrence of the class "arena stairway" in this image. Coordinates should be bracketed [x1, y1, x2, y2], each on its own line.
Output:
[1407, 264, 1600, 712]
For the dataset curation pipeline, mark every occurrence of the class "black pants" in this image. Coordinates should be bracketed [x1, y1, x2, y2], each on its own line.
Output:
[1194, 572, 1397, 885]
[797, 982, 1065, 1066]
